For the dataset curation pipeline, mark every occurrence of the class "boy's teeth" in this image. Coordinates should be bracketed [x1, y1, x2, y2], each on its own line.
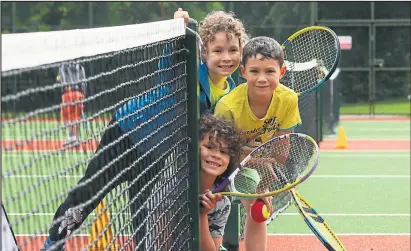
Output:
[207, 161, 220, 167]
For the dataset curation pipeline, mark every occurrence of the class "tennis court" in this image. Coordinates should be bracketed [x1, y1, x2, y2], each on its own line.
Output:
[2, 115, 410, 250]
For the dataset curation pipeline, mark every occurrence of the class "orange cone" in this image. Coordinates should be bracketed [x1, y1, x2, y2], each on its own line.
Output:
[335, 126, 347, 149]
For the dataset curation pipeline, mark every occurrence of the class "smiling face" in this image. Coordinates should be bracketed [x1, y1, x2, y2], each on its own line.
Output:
[199, 132, 230, 178]
[203, 31, 241, 81]
[241, 53, 287, 100]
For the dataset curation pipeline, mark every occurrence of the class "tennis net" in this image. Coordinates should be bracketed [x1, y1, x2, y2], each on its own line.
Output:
[2, 18, 199, 251]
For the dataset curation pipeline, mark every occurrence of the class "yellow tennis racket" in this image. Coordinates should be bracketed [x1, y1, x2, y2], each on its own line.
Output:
[281, 26, 341, 95]
[291, 189, 347, 251]
[212, 133, 319, 198]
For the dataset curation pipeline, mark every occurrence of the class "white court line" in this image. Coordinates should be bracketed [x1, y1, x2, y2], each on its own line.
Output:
[2, 152, 91, 156]
[3, 174, 410, 179]
[346, 128, 410, 131]
[3, 175, 82, 178]
[321, 150, 410, 153]
[322, 139, 410, 141]
[280, 213, 410, 217]
[320, 154, 410, 157]
[266, 233, 411, 236]
[3, 152, 409, 157]
[312, 175, 410, 179]
[14, 233, 410, 237]
[8, 212, 409, 217]
[9, 213, 55, 216]
[16, 234, 90, 237]
[8, 212, 127, 216]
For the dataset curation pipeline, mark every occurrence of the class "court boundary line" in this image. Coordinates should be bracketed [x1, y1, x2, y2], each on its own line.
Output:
[266, 233, 411, 236]
[312, 175, 410, 178]
[3, 174, 410, 179]
[8, 212, 410, 217]
[3, 151, 410, 155]
[14, 233, 411, 237]
[321, 150, 410, 153]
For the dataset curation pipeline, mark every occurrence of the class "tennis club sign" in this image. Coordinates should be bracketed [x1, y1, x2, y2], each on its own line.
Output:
[338, 36, 352, 50]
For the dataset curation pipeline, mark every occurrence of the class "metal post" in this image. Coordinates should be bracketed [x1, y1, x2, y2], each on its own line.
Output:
[369, 2, 376, 117]
[329, 68, 341, 134]
[368, 23, 373, 117]
[186, 18, 200, 251]
[88, 2, 94, 28]
[310, 2, 318, 25]
[11, 2, 16, 33]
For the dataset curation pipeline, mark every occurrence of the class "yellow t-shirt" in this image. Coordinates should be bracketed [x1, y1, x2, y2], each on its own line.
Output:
[214, 83, 302, 144]
[209, 77, 231, 108]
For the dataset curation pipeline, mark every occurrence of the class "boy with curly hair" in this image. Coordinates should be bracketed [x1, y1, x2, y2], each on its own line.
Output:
[175, 8, 248, 114]
[198, 114, 241, 251]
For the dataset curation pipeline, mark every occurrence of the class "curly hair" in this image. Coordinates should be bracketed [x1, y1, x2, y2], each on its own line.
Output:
[199, 10, 249, 59]
[199, 114, 242, 177]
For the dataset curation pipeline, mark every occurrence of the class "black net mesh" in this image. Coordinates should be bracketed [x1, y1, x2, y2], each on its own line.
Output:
[2, 21, 195, 251]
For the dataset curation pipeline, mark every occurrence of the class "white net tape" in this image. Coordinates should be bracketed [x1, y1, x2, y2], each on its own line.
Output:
[2, 19, 185, 72]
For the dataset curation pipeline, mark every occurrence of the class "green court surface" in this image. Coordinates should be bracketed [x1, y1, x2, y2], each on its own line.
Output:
[265, 118, 410, 236]
[340, 99, 410, 115]
[2, 118, 410, 240]
[1, 120, 108, 140]
[327, 120, 410, 139]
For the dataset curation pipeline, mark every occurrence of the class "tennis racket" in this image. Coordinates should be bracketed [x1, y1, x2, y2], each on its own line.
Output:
[291, 189, 347, 251]
[281, 26, 341, 96]
[211, 133, 319, 198]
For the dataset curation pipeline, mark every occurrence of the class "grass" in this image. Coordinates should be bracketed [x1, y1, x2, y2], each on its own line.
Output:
[340, 99, 410, 115]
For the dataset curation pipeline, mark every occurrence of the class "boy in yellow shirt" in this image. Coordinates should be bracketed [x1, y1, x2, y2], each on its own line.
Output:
[214, 36, 302, 251]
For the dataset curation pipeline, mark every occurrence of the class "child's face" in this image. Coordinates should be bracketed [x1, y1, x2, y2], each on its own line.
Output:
[203, 31, 241, 79]
[199, 132, 230, 178]
[241, 54, 286, 100]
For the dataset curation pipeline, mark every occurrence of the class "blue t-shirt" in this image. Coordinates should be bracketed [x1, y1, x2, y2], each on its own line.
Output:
[114, 44, 177, 151]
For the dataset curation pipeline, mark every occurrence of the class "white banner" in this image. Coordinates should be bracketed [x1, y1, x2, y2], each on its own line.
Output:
[338, 35, 352, 50]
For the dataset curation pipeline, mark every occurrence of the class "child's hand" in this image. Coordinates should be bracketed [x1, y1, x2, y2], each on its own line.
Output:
[173, 8, 190, 24]
[200, 190, 222, 215]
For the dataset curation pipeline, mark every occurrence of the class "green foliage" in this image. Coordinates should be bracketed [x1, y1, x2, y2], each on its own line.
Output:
[0, 2, 225, 32]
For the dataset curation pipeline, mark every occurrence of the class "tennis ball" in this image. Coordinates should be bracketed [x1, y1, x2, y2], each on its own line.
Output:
[250, 200, 270, 223]
[236, 168, 261, 194]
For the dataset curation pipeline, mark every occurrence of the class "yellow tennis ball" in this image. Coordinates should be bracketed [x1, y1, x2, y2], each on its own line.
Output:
[262, 204, 270, 219]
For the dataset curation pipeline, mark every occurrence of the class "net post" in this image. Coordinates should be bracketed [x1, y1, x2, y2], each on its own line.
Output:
[223, 68, 241, 251]
[317, 86, 324, 143]
[186, 18, 200, 250]
[223, 202, 241, 250]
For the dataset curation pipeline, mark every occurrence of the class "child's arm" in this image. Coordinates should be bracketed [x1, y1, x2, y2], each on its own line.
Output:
[199, 191, 223, 251]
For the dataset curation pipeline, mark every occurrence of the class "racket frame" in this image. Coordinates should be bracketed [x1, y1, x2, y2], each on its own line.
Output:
[281, 25, 341, 96]
[213, 133, 319, 198]
[291, 189, 347, 251]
